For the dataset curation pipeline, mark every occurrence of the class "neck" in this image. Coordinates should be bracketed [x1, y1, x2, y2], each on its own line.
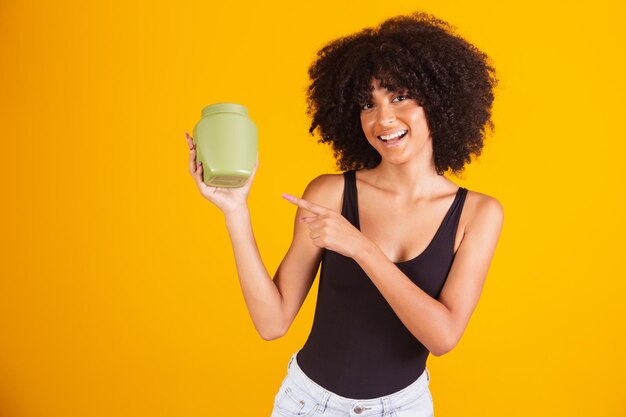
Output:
[368, 151, 448, 199]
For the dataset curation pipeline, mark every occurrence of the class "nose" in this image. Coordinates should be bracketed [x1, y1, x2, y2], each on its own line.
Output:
[377, 103, 396, 126]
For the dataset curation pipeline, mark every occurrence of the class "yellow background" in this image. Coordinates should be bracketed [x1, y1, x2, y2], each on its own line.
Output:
[1, 1, 624, 416]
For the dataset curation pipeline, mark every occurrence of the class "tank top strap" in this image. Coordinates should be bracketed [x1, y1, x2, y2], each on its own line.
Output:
[342, 170, 360, 229]
[440, 187, 468, 241]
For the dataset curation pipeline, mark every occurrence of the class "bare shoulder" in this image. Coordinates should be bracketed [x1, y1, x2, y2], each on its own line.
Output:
[464, 189, 504, 233]
[301, 172, 345, 213]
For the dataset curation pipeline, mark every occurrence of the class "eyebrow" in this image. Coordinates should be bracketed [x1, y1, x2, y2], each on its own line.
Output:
[367, 89, 409, 99]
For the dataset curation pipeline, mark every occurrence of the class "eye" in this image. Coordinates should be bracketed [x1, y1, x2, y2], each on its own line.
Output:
[360, 95, 409, 111]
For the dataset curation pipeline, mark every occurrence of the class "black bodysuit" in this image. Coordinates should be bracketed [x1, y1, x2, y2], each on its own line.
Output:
[296, 170, 468, 399]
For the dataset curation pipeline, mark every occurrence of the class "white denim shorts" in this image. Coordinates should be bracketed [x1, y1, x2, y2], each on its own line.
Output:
[271, 349, 434, 417]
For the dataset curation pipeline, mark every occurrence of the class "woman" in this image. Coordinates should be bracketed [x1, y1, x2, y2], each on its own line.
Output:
[186, 11, 503, 417]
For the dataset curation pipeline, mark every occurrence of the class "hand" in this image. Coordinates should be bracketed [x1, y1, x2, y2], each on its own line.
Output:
[282, 193, 370, 259]
[185, 132, 258, 216]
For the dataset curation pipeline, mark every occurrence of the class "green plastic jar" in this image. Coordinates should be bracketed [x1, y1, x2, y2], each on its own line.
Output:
[193, 103, 258, 188]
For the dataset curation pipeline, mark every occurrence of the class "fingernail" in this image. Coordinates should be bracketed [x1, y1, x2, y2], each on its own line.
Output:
[282, 193, 293, 201]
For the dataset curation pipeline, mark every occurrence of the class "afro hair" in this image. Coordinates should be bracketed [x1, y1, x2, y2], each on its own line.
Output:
[305, 11, 499, 175]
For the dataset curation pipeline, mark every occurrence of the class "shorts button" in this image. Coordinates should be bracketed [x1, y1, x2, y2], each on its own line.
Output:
[354, 405, 371, 414]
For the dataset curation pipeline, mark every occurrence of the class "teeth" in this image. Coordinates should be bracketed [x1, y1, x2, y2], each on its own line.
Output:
[379, 130, 407, 140]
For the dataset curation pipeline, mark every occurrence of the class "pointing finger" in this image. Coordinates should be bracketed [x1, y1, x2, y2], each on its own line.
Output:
[282, 193, 328, 215]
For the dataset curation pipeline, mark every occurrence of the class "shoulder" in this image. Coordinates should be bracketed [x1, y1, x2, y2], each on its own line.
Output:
[301, 172, 345, 213]
[464, 189, 504, 234]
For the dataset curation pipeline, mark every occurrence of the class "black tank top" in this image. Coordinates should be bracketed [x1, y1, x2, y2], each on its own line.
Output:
[296, 170, 468, 399]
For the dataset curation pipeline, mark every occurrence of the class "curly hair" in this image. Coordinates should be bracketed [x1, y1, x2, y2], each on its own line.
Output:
[305, 11, 499, 176]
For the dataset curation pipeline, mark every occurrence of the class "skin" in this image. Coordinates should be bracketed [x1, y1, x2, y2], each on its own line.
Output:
[185, 78, 504, 353]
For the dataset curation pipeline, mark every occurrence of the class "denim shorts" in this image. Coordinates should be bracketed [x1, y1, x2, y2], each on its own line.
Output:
[271, 349, 434, 417]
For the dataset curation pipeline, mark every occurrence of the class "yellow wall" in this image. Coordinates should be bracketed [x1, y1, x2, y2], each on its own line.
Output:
[1, 1, 624, 416]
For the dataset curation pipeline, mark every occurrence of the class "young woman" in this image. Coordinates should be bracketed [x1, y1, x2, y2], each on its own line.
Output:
[185, 11, 503, 417]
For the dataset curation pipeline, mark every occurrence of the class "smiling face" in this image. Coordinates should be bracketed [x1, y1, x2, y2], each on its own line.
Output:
[359, 78, 432, 165]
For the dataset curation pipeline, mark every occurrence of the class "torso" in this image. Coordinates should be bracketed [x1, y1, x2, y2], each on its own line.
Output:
[296, 168, 486, 398]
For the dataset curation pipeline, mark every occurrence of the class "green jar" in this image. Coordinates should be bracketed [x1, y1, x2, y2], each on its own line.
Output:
[193, 103, 258, 188]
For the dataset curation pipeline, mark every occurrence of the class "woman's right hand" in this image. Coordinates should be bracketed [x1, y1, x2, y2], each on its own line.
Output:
[185, 132, 258, 216]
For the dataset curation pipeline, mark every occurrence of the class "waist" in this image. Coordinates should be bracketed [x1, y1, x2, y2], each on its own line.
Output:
[286, 348, 431, 403]
[294, 343, 431, 399]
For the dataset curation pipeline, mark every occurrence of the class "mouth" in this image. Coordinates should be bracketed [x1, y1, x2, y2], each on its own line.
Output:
[377, 129, 408, 146]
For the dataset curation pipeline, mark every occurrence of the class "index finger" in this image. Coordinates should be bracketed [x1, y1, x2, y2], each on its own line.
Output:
[185, 132, 195, 150]
[282, 193, 329, 215]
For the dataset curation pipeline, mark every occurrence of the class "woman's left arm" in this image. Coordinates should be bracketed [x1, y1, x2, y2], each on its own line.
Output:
[356, 196, 504, 356]
[282, 193, 504, 356]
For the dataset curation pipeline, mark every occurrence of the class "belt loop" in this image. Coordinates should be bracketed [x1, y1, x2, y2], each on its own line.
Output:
[426, 367, 430, 382]
[382, 396, 391, 417]
[317, 391, 331, 413]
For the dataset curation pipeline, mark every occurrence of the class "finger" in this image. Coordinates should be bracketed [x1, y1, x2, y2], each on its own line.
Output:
[194, 161, 204, 185]
[186, 133, 198, 175]
[282, 194, 328, 215]
[189, 148, 197, 175]
[185, 132, 195, 150]
[193, 161, 218, 194]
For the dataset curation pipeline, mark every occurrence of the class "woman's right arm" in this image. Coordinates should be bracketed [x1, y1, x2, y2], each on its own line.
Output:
[185, 133, 339, 340]
[222, 174, 336, 340]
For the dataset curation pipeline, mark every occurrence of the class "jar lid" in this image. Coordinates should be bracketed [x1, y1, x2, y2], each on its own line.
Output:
[201, 103, 249, 118]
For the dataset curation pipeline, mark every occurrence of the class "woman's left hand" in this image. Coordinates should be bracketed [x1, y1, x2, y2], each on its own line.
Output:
[282, 193, 371, 259]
